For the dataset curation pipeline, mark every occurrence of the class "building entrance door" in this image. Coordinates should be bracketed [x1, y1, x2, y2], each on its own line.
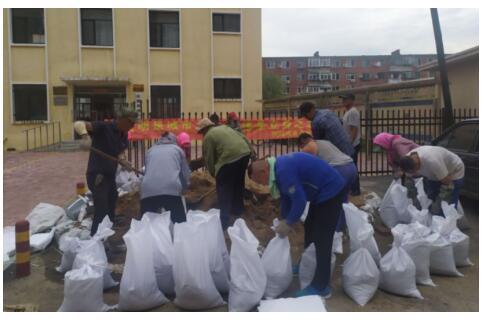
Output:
[74, 86, 126, 121]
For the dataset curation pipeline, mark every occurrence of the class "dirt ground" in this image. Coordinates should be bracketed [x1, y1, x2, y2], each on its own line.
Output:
[3, 176, 479, 312]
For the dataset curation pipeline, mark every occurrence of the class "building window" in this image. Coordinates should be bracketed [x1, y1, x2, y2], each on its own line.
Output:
[280, 61, 290, 69]
[362, 60, 369, 68]
[362, 73, 370, 80]
[281, 75, 290, 82]
[297, 87, 303, 94]
[297, 61, 306, 68]
[377, 72, 385, 79]
[11, 9, 45, 44]
[81, 9, 113, 46]
[151, 85, 181, 118]
[346, 73, 356, 81]
[213, 13, 240, 32]
[330, 73, 339, 80]
[319, 73, 330, 81]
[149, 11, 179, 48]
[266, 61, 276, 69]
[283, 87, 290, 95]
[308, 73, 319, 81]
[297, 73, 304, 81]
[343, 59, 354, 68]
[214, 78, 241, 99]
[12, 84, 48, 122]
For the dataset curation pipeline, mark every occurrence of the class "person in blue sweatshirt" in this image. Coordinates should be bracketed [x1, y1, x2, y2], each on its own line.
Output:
[248, 152, 345, 298]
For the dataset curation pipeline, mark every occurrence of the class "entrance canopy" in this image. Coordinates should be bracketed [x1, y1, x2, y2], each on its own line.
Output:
[61, 76, 130, 86]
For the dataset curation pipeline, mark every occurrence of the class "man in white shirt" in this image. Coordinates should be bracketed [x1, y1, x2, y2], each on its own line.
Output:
[399, 145, 465, 216]
[341, 93, 361, 195]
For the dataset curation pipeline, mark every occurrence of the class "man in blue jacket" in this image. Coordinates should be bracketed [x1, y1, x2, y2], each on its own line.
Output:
[248, 152, 345, 298]
[298, 101, 354, 157]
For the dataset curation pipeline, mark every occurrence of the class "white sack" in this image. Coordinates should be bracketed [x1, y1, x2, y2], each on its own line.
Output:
[298, 243, 336, 290]
[407, 204, 431, 227]
[26, 203, 65, 234]
[228, 218, 267, 312]
[173, 220, 224, 310]
[30, 228, 55, 252]
[258, 295, 327, 312]
[58, 264, 110, 312]
[261, 218, 293, 299]
[379, 234, 423, 299]
[425, 232, 462, 277]
[56, 236, 83, 273]
[3, 226, 16, 257]
[141, 212, 175, 295]
[72, 238, 118, 290]
[415, 177, 432, 210]
[343, 203, 381, 265]
[119, 219, 168, 311]
[342, 226, 380, 306]
[379, 180, 411, 228]
[187, 209, 230, 293]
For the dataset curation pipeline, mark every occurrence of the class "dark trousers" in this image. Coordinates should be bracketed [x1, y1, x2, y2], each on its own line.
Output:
[304, 191, 343, 290]
[333, 162, 358, 231]
[86, 174, 117, 236]
[425, 178, 464, 216]
[140, 195, 187, 223]
[216, 155, 250, 229]
[350, 144, 361, 195]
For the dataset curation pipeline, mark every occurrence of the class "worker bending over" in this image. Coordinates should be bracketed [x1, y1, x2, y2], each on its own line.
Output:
[140, 132, 191, 223]
[248, 152, 345, 298]
[297, 133, 358, 231]
[196, 118, 255, 229]
[73, 110, 138, 236]
[399, 145, 465, 216]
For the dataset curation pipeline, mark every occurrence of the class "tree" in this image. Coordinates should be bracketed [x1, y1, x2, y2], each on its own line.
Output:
[262, 74, 285, 100]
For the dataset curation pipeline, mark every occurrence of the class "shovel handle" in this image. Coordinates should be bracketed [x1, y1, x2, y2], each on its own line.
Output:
[89, 147, 144, 176]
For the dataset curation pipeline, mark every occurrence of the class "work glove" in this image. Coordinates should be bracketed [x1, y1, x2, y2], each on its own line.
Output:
[79, 135, 92, 150]
[74, 121, 88, 136]
[275, 219, 292, 238]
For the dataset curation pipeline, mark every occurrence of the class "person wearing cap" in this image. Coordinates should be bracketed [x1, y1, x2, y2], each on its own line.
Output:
[248, 153, 345, 298]
[297, 132, 358, 232]
[73, 109, 138, 236]
[226, 112, 242, 133]
[176, 132, 192, 161]
[340, 93, 361, 195]
[196, 117, 255, 229]
[140, 132, 191, 223]
[298, 102, 354, 157]
[399, 145, 465, 216]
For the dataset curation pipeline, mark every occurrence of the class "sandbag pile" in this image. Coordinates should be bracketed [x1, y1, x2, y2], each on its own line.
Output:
[379, 180, 412, 228]
[116, 165, 142, 195]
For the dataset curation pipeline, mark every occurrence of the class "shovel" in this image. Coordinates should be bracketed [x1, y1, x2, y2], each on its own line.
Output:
[89, 146, 144, 176]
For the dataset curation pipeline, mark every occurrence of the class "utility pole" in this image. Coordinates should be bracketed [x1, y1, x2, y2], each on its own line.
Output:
[430, 8, 454, 129]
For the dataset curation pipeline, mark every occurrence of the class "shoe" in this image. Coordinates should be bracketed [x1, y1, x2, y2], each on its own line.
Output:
[292, 264, 300, 275]
[294, 285, 332, 299]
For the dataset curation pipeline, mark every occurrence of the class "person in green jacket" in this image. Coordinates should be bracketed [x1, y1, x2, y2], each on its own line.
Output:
[196, 118, 255, 229]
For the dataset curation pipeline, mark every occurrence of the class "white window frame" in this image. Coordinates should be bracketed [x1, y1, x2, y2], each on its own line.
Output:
[266, 61, 276, 69]
[280, 60, 289, 69]
[346, 73, 356, 81]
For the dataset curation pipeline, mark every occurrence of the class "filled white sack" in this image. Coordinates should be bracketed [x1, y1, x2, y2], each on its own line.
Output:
[228, 218, 267, 312]
[379, 232, 424, 299]
[425, 232, 462, 277]
[173, 220, 224, 310]
[407, 204, 431, 227]
[298, 243, 336, 290]
[72, 238, 118, 290]
[434, 202, 473, 267]
[258, 295, 327, 312]
[415, 177, 433, 211]
[27, 203, 65, 234]
[333, 231, 343, 255]
[393, 223, 435, 286]
[58, 264, 110, 312]
[379, 180, 412, 228]
[56, 236, 83, 273]
[30, 228, 55, 252]
[343, 203, 381, 265]
[141, 212, 175, 295]
[342, 226, 380, 306]
[261, 218, 293, 299]
[3, 226, 16, 257]
[119, 219, 168, 311]
[187, 209, 230, 293]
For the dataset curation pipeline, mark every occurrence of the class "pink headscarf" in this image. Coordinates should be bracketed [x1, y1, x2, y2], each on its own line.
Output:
[373, 132, 401, 165]
[176, 132, 191, 148]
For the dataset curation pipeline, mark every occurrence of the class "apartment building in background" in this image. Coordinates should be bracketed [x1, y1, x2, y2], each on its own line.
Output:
[3, 8, 262, 151]
[263, 50, 437, 96]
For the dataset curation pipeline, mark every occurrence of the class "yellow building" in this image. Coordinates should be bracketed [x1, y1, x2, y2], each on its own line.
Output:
[3, 8, 262, 151]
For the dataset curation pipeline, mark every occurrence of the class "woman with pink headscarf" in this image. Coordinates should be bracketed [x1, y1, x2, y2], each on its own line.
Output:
[373, 133, 419, 178]
[176, 132, 191, 161]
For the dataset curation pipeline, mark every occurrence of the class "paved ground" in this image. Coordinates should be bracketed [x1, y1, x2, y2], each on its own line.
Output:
[3, 151, 89, 226]
[3, 161, 479, 311]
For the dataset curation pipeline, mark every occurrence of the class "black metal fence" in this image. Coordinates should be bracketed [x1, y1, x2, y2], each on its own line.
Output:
[127, 108, 478, 176]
